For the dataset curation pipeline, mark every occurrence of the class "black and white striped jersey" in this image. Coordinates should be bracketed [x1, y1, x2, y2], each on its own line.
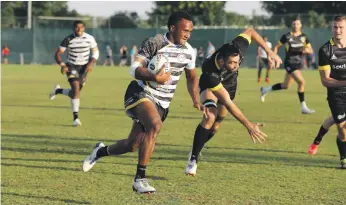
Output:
[59, 32, 97, 65]
[136, 33, 196, 109]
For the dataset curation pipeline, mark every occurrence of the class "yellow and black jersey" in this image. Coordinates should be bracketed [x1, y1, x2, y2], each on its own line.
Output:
[319, 38, 346, 94]
[279, 32, 310, 64]
[199, 34, 251, 99]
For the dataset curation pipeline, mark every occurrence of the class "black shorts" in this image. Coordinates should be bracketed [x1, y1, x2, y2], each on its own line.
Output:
[258, 58, 269, 69]
[124, 80, 169, 123]
[284, 62, 302, 74]
[328, 92, 346, 123]
[199, 73, 237, 101]
[66, 63, 88, 86]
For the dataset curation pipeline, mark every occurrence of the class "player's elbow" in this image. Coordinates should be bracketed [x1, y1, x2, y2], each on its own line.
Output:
[321, 80, 329, 88]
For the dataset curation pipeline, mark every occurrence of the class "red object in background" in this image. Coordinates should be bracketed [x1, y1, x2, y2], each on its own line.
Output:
[2, 47, 10, 56]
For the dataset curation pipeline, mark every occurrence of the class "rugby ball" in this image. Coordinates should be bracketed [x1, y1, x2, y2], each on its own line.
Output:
[147, 54, 170, 87]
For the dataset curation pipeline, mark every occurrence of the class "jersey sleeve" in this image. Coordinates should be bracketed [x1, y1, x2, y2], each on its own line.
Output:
[199, 73, 223, 92]
[279, 34, 287, 45]
[90, 36, 97, 49]
[59, 37, 69, 52]
[232, 34, 251, 55]
[186, 47, 196, 70]
[137, 37, 157, 64]
[318, 46, 330, 70]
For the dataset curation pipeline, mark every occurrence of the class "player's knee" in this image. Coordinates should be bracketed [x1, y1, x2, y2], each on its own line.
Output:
[298, 79, 305, 87]
[130, 142, 139, 152]
[281, 84, 289, 89]
[147, 121, 162, 139]
[203, 112, 216, 128]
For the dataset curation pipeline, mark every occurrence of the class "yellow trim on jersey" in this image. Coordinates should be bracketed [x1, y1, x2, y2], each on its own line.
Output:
[238, 33, 251, 44]
[125, 98, 151, 111]
[68, 75, 76, 78]
[290, 31, 302, 36]
[209, 83, 223, 91]
[318, 65, 331, 70]
[330, 38, 335, 46]
[214, 53, 220, 70]
[305, 43, 311, 48]
[285, 44, 289, 52]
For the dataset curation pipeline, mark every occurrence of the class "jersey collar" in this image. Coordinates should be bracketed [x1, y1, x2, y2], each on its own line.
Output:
[290, 31, 302, 36]
[164, 33, 183, 48]
[330, 38, 335, 46]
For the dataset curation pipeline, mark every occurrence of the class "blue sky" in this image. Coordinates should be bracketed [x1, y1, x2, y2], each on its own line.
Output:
[68, 1, 267, 18]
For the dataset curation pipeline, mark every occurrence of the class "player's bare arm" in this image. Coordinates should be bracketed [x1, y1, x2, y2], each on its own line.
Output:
[273, 42, 282, 54]
[131, 56, 171, 84]
[211, 85, 267, 143]
[185, 68, 204, 112]
[241, 28, 282, 68]
[303, 44, 314, 54]
[54, 47, 68, 74]
[319, 69, 346, 87]
[86, 47, 99, 72]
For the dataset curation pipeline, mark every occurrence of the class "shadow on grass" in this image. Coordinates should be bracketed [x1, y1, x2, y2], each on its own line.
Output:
[2, 134, 339, 170]
[1, 133, 114, 144]
[1, 161, 168, 181]
[2, 192, 91, 204]
[2, 104, 322, 125]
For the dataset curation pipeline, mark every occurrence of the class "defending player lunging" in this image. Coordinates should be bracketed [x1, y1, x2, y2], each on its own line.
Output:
[185, 27, 282, 176]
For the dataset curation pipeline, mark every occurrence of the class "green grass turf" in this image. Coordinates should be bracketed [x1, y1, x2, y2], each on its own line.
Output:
[2, 65, 345, 205]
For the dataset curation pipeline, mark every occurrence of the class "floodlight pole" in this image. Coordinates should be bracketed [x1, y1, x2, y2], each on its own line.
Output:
[27, 1, 32, 29]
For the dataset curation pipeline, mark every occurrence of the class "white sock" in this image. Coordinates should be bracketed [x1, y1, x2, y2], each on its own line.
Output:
[62, 89, 71, 97]
[71, 98, 80, 112]
[263, 86, 272, 93]
[301, 101, 307, 108]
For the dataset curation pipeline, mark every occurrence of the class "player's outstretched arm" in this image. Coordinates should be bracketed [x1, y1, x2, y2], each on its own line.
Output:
[211, 85, 267, 143]
[241, 28, 282, 68]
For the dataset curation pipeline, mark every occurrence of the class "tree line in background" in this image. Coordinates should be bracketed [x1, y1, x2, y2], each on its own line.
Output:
[2, 1, 346, 28]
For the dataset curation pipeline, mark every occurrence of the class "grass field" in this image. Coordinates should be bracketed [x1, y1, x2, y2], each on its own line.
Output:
[2, 65, 346, 205]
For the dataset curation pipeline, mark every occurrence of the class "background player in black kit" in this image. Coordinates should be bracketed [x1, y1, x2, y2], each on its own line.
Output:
[316, 15, 346, 168]
[260, 19, 315, 114]
[185, 27, 282, 176]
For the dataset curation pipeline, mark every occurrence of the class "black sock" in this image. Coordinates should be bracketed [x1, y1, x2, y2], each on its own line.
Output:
[205, 131, 216, 143]
[313, 126, 329, 145]
[272, 83, 282, 91]
[135, 164, 146, 180]
[55, 88, 63, 94]
[336, 138, 346, 160]
[258, 67, 262, 79]
[96, 146, 109, 158]
[73, 112, 78, 120]
[298, 92, 305, 103]
[191, 124, 210, 162]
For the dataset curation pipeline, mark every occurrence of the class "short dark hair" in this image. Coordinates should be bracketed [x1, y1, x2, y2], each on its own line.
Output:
[218, 44, 241, 59]
[293, 18, 301, 22]
[73, 20, 85, 27]
[333, 15, 346, 22]
[167, 11, 192, 30]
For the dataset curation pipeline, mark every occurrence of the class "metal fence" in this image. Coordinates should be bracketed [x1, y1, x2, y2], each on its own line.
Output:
[0, 14, 339, 67]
